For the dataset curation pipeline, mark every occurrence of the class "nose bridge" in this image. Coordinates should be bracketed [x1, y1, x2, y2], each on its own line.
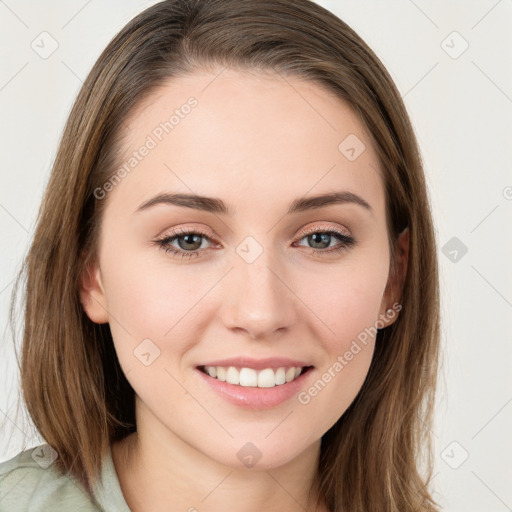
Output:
[220, 235, 297, 338]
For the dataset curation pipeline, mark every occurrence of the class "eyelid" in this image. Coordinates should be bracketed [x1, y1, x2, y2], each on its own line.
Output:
[157, 225, 219, 241]
[156, 222, 351, 244]
[296, 222, 352, 238]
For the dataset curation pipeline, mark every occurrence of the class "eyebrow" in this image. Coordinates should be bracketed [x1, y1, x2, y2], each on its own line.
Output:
[134, 191, 373, 216]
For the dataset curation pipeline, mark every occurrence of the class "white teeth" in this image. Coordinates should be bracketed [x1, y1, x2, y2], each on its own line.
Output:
[202, 365, 306, 388]
[239, 368, 258, 387]
[258, 368, 276, 388]
[275, 367, 286, 385]
[286, 367, 296, 382]
[216, 367, 226, 382]
[226, 367, 240, 385]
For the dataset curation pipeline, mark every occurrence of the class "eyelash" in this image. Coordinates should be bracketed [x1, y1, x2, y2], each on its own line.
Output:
[154, 226, 355, 260]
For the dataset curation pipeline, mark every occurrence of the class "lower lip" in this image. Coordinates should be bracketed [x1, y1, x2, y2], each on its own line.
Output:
[195, 367, 314, 410]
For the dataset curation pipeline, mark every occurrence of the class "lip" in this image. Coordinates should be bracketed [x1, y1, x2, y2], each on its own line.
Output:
[196, 357, 312, 371]
[194, 365, 315, 410]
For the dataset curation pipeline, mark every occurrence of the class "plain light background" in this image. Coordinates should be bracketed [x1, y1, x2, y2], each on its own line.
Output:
[1, 1, 511, 511]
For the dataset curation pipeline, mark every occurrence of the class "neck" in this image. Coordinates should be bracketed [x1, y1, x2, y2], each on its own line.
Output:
[111, 413, 328, 512]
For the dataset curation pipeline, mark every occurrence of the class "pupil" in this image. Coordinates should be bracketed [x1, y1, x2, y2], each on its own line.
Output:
[181, 234, 201, 250]
[310, 233, 329, 249]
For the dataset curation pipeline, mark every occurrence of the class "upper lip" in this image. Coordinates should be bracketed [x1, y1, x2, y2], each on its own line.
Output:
[197, 357, 314, 371]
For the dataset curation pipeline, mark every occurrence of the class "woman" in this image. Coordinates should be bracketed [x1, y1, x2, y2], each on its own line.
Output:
[0, 0, 440, 510]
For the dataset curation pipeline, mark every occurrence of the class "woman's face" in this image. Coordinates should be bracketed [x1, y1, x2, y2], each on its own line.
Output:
[81, 68, 405, 469]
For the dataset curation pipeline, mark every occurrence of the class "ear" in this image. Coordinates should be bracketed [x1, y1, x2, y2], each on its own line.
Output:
[79, 258, 109, 324]
[378, 227, 409, 328]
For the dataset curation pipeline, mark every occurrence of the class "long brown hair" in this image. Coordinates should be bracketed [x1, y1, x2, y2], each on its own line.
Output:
[8, 0, 441, 510]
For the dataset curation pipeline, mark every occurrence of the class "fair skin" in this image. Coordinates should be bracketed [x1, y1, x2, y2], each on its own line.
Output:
[80, 68, 408, 512]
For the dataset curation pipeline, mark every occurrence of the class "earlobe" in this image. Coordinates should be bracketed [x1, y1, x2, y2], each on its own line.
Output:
[79, 259, 110, 324]
[378, 227, 409, 328]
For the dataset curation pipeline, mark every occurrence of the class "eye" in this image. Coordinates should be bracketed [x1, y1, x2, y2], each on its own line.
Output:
[294, 227, 355, 256]
[153, 225, 356, 260]
[153, 228, 218, 260]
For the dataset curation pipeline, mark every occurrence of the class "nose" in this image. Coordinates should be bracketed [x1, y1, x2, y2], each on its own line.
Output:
[219, 244, 298, 340]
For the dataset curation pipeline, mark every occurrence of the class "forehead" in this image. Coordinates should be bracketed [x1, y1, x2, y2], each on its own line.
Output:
[107, 68, 385, 218]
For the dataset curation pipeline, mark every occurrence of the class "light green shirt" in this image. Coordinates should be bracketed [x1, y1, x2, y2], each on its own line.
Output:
[0, 443, 132, 511]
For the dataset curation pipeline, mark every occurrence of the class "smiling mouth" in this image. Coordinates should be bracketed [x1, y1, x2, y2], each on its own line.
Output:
[197, 364, 314, 388]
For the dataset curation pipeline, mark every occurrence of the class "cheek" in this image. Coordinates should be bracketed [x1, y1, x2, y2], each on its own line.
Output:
[98, 247, 189, 365]
[298, 255, 389, 347]
[292, 256, 388, 430]
[99, 245, 224, 382]
[101, 259, 206, 416]
[103, 265, 174, 335]
[297, 340, 375, 439]
[101, 234, 207, 330]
